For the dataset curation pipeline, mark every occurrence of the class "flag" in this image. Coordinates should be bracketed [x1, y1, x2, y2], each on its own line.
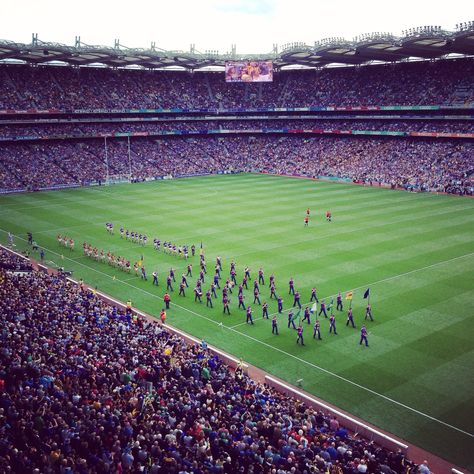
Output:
[310, 302, 317, 313]
[293, 309, 301, 321]
[363, 288, 370, 299]
[345, 291, 353, 300]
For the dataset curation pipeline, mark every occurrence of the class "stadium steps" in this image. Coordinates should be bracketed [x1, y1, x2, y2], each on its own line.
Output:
[51, 158, 79, 182]
[49, 69, 65, 93]
[0, 160, 26, 187]
[86, 146, 120, 174]
[450, 84, 473, 105]
[244, 83, 250, 102]
[203, 74, 214, 102]
[277, 75, 292, 106]
[37, 148, 79, 183]
[1, 68, 23, 101]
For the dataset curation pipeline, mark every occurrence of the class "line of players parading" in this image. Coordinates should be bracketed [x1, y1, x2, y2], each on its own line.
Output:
[102, 211, 373, 347]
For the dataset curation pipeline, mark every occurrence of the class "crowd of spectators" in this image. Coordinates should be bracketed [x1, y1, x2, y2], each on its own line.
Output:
[0, 248, 421, 473]
[0, 59, 472, 196]
[0, 58, 472, 111]
[0, 144, 75, 191]
[0, 136, 472, 195]
[1, 118, 473, 140]
[0, 248, 32, 271]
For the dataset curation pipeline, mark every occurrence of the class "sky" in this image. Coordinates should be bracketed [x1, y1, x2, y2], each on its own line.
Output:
[1, 0, 473, 54]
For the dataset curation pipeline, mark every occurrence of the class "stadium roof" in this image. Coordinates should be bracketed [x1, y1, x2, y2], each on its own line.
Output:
[0, 23, 473, 70]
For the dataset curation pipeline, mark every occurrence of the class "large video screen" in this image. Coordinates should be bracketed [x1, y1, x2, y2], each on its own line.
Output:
[225, 60, 273, 82]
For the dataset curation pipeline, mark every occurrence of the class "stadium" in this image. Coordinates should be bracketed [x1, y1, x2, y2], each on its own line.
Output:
[0, 7, 473, 474]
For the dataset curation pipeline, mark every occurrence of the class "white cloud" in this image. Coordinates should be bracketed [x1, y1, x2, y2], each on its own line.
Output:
[1, 0, 472, 53]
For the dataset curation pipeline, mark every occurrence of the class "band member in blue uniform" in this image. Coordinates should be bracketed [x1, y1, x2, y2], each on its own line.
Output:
[194, 287, 202, 302]
[253, 288, 261, 305]
[289, 277, 295, 295]
[223, 296, 230, 315]
[272, 315, 279, 334]
[336, 292, 343, 311]
[302, 306, 311, 324]
[329, 314, 338, 334]
[246, 306, 254, 325]
[296, 325, 305, 345]
[365, 304, 374, 321]
[313, 319, 322, 340]
[288, 310, 297, 329]
[166, 275, 173, 292]
[346, 307, 356, 328]
[259, 268, 265, 285]
[318, 300, 328, 318]
[244, 266, 251, 280]
[238, 293, 245, 310]
[360, 326, 369, 346]
[293, 291, 302, 309]
[206, 289, 213, 307]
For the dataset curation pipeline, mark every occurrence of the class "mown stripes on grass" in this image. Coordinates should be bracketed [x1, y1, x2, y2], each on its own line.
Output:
[0, 174, 473, 470]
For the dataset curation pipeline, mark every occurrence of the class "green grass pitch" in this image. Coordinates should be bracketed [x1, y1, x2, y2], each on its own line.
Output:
[0, 174, 473, 470]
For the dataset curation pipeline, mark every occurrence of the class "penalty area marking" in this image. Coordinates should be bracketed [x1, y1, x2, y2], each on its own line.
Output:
[1, 228, 473, 440]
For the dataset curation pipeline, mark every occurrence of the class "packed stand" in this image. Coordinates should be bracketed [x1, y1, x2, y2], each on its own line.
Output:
[0, 247, 33, 271]
[0, 136, 472, 194]
[0, 58, 472, 111]
[0, 248, 422, 473]
[0, 144, 77, 191]
[1, 118, 474, 140]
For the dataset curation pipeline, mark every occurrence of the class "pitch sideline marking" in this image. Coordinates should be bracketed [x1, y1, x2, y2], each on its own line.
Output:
[1, 228, 473, 439]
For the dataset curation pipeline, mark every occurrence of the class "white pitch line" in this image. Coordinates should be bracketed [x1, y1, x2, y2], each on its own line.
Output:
[224, 326, 474, 440]
[35, 222, 102, 234]
[231, 250, 474, 329]
[289, 250, 474, 313]
[1, 228, 474, 439]
[121, 276, 139, 282]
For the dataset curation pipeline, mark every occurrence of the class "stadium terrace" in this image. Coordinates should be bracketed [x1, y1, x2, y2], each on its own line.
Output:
[0, 21, 473, 474]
